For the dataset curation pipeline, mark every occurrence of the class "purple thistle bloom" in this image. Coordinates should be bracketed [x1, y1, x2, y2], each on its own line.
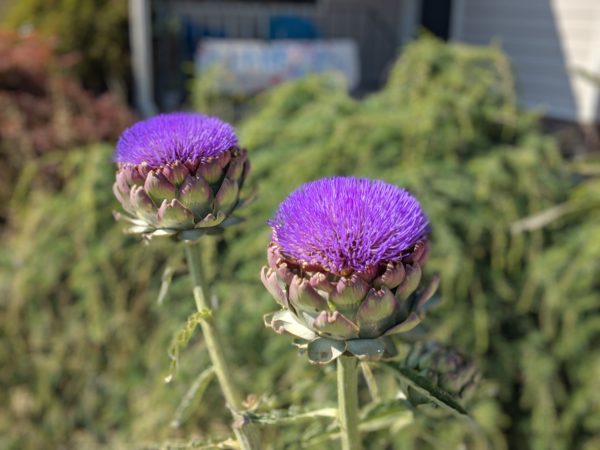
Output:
[112, 112, 249, 239]
[269, 177, 429, 275]
[263, 177, 437, 361]
[114, 113, 238, 167]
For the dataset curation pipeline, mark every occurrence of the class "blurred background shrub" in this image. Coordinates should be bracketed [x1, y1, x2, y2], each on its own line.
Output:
[2, 0, 130, 92]
[0, 35, 599, 450]
[0, 29, 135, 223]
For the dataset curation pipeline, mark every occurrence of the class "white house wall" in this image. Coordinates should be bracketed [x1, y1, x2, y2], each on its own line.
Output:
[451, 0, 600, 123]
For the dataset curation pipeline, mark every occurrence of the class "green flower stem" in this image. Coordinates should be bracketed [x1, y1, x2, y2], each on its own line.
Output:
[337, 356, 362, 450]
[184, 242, 260, 450]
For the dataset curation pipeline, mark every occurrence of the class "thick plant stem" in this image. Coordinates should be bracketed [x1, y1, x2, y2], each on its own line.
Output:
[184, 242, 260, 450]
[337, 356, 362, 450]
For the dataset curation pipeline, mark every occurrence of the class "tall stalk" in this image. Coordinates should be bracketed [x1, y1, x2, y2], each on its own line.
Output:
[337, 356, 362, 450]
[184, 242, 260, 450]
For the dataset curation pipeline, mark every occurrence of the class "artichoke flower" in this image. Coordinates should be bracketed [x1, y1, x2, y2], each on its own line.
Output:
[112, 113, 249, 240]
[262, 177, 438, 364]
[405, 341, 479, 405]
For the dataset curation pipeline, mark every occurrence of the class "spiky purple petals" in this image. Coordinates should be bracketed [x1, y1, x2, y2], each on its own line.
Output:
[269, 177, 429, 275]
[114, 113, 238, 167]
[112, 113, 248, 239]
[262, 178, 435, 364]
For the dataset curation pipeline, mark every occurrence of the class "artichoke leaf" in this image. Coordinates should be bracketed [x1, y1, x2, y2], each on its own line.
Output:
[307, 337, 347, 365]
[264, 310, 317, 341]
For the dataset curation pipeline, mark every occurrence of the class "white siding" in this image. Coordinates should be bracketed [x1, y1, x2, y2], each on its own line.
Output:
[451, 0, 600, 123]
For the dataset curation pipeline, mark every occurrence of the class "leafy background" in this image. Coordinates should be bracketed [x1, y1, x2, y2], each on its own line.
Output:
[0, 7, 599, 449]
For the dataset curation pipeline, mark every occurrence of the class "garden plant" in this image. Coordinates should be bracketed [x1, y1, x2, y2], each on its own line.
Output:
[1, 36, 599, 450]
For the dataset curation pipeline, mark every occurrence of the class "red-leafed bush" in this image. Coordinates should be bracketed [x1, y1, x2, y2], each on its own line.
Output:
[0, 30, 135, 222]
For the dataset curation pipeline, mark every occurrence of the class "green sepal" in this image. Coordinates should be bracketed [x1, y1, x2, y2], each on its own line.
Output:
[289, 276, 328, 313]
[214, 178, 239, 214]
[121, 165, 145, 187]
[374, 262, 405, 289]
[312, 310, 360, 340]
[260, 267, 288, 308]
[162, 162, 189, 186]
[414, 274, 440, 310]
[346, 338, 387, 361]
[112, 182, 132, 213]
[331, 275, 369, 307]
[356, 287, 398, 338]
[264, 310, 317, 341]
[178, 175, 213, 218]
[194, 211, 226, 228]
[309, 272, 335, 294]
[144, 171, 177, 205]
[307, 337, 346, 365]
[226, 155, 245, 181]
[395, 264, 422, 302]
[157, 199, 194, 229]
[330, 275, 369, 320]
[197, 158, 226, 184]
[177, 229, 205, 241]
[383, 311, 422, 336]
[129, 185, 158, 224]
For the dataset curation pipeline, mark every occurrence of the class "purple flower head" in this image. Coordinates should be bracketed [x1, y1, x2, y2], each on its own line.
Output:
[269, 177, 429, 275]
[114, 113, 238, 167]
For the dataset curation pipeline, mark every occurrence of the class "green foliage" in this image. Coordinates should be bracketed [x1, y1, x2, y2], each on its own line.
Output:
[1, 36, 599, 449]
[3, 0, 130, 91]
[220, 36, 600, 449]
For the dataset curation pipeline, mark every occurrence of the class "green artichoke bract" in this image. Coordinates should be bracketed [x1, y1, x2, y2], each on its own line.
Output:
[112, 113, 249, 240]
[405, 341, 479, 406]
[262, 177, 438, 364]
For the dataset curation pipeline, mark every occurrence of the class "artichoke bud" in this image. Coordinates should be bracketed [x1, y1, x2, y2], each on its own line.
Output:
[405, 342, 479, 404]
[395, 264, 422, 302]
[261, 177, 432, 364]
[289, 276, 328, 313]
[113, 113, 248, 239]
[144, 171, 177, 204]
[356, 287, 398, 338]
[178, 175, 212, 217]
